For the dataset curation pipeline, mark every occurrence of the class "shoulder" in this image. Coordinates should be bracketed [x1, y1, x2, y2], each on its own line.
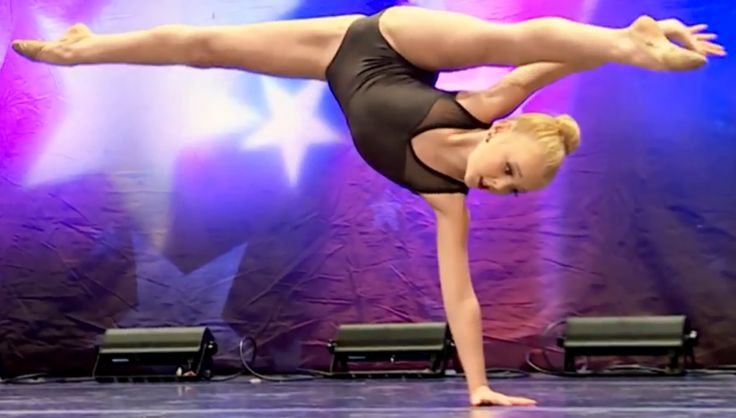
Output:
[421, 193, 470, 246]
[421, 193, 469, 221]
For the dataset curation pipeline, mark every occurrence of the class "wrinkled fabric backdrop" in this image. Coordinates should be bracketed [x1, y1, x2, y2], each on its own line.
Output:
[1, 0, 734, 376]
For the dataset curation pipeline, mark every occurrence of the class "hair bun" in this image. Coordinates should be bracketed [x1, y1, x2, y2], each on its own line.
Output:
[555, 115, 581, 156]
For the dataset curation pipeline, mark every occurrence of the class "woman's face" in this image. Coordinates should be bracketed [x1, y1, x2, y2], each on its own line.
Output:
[464, 122, 548, 196]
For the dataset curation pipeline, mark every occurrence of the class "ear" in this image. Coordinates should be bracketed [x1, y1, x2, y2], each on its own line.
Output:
[489, 119, 516, 136]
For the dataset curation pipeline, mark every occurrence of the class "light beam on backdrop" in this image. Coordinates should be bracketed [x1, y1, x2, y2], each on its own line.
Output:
[22, 0, 304, 248]
[241, 78, 343, 187]
[0, 0, 12, 70]
[369, 195, 402, 232]
[119, 234, 247, 354]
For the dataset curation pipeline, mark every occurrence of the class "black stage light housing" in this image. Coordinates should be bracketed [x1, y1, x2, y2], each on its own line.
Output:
[327, 321, 457, 378]
[93, 326, 217, 383]
[557, 315, 698, 374]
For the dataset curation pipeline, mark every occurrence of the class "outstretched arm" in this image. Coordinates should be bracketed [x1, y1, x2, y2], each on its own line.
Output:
[423, 193, 536, 407]
[458, 61, 598, 123]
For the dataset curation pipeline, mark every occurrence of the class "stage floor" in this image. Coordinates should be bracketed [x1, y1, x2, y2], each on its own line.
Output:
[1, 375, 735, 417]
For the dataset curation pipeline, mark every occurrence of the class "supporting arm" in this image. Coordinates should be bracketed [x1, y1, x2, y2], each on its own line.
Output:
[422, 193, 536, 407]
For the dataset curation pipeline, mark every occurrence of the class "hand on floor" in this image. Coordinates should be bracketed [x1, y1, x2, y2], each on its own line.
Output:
[469, 386, 537, 407]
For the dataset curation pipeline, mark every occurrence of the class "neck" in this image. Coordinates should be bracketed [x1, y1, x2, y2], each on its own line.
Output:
[442, 129, 485, 181]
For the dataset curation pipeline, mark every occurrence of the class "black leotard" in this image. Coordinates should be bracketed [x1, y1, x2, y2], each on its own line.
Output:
[325, 11, 491, 195]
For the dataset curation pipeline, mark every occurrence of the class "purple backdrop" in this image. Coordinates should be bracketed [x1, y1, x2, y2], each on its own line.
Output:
[1, 0, 735, 376]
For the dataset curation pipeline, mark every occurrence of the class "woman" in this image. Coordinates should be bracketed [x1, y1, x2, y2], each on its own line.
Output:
[12, 6, 724, 407]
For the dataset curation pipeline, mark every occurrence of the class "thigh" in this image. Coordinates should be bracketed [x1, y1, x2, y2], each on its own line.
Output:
[379, 6, 519, 71]
[201, 14, 365, 79]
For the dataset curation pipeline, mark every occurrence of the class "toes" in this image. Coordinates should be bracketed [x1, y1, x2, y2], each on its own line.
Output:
[11, 40, 45, 59]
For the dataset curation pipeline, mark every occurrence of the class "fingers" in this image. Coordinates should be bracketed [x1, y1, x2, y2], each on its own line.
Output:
[701, 42, 726, 56]
[473, 397, 512, 407]
[496, 398, 513, 407]
[679, 37, 700, 53]
[505, 396, 538, 406]
[697, 40, 726, 55]
[688, 30, 725, 57]
[688, 25, 725, 55]
[689, 24, 708, 33]
[658, 21, 725, 58]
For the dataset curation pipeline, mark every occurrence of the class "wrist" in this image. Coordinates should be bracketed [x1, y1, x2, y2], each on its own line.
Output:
[468, 379, 490, 393]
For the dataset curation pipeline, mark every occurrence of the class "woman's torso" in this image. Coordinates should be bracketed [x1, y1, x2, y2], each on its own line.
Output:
[325, 11, 490, 195]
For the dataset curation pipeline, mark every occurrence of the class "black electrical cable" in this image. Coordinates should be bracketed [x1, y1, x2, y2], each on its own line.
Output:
[234, 336, 323, 382]
[525, 318, 570, 376]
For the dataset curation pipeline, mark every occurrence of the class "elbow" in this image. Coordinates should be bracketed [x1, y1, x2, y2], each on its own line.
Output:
[443, 294, 482, 323]
[442, 291, 480, 312]
[478, 83, 527, 119]
[491, 77, 531, 97]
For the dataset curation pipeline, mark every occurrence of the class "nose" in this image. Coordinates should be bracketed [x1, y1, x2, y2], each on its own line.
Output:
[486, 177, 514, 194]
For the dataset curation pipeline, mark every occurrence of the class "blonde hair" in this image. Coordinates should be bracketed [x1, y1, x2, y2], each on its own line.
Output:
[510, 113, 581, 183]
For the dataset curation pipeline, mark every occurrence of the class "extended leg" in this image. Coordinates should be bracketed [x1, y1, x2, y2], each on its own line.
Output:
[12, 15, 364, 80]
[379, 6, 705, 72]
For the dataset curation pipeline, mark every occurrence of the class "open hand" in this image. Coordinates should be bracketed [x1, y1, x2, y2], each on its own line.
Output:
[658, 19, 726, 57]
[469, 386, 537, 407]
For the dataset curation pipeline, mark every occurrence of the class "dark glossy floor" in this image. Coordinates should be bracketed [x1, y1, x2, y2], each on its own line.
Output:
[1, 376, 735, 417]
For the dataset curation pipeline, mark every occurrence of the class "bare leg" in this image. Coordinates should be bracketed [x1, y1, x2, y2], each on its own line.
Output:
[380, 6, 706, 71]
[11, 15, 364, 80]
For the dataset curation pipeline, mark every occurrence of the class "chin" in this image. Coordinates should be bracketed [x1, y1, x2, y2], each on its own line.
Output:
[463, 173, 476, 188]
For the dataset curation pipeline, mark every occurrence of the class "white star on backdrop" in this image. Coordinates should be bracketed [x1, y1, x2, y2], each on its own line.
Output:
[23, 0, 302, 248]
[25, 55, 257, 247]
[118, 234, 247, 349]
[242, 78, 343, 186]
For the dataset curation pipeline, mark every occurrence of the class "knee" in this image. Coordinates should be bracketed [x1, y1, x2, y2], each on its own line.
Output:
[513, 17, 568, 39]
[150, 24, 216, 66]
[188, 30, 221, 67]
[525, 17, 571, 40]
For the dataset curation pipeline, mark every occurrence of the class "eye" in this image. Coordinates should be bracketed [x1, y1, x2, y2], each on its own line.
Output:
[504, 162, 513, 177]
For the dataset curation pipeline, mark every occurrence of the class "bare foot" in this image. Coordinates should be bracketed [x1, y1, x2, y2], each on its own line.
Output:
[627, 15, 706, 71]
[12, 23, 92, 65]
